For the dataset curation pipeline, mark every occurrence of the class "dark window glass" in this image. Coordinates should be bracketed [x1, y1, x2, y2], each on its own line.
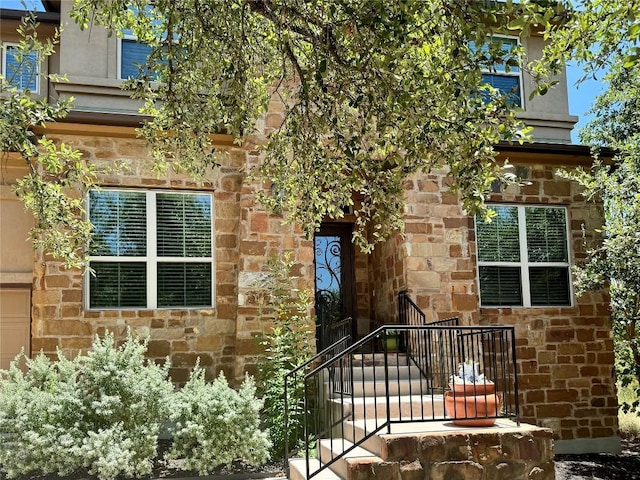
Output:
[121, 39, 154, 79]
[157, 263, 212, 307]
[480, 266, 522, 305]
[89, 191, 146, 256]
[476, 206, 520, 262]
[5, 45, 38, 91]
[526, 207, 568, 262]
[90, 262, 147, 308]
[530, 267, 571, 306]
[479, 266, 523, 306]
[481, 73, 521, 106]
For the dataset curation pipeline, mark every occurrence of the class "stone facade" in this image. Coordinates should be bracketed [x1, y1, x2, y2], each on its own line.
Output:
[480, 162, 616, 451]
[0, 3, 618, 457]
[24, 128, 616, 453]
[28, 127, 314, 384]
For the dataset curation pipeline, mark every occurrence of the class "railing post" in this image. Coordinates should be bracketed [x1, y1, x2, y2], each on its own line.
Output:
[284, 375, 289, 475]
[383, 328, 392, 434]
[510, 326, 520, 426]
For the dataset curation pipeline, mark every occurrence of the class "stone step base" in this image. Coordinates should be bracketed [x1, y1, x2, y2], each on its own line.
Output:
[288, 421, 555, 480]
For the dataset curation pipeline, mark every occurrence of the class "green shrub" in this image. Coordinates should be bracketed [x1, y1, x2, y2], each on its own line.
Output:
[0, 332, 173, 480]
[618, 381, 640, 437]
[168, 368, 270, 474]
[257, 253, 314, 458]
[0, 332, 270, 479]
[0, 353, 78, 478]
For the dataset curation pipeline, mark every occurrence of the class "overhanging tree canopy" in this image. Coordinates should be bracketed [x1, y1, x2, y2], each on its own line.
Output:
[2, 2, 574, 268]
[70, 0, 563, 251]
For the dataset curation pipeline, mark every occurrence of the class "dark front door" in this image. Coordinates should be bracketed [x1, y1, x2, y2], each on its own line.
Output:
[314, 223, 356, 350]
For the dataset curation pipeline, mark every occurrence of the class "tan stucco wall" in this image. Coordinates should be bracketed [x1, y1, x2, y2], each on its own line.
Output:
[0, 155, 33, 284]
[48, 6, 578, 141]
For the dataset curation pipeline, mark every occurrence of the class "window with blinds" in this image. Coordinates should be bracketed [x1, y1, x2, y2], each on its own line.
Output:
[119, 39, 154, 79]
[118, 6, 166, 80]
[475, 205, 571, 307]
[87, 189, 213, 309]
[2, 44, 38, 92]
[475, 36, 522, 107]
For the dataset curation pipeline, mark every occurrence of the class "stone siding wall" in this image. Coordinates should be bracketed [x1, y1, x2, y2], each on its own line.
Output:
[402, 170, 477, 324]
[396, 161, 616, 446]
[23, 125, 616, 447]
[478, 162, 616, 444]
[357, 424, 555, 480]
[370, 232, 406, 325]
[30, 129, 317, 385]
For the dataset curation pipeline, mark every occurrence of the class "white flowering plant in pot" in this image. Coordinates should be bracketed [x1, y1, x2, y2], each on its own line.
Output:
[449, 360, 494, 393]
[445, 359, 501, 427]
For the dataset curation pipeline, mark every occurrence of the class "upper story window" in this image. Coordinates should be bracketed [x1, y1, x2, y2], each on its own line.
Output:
[87, 189, 214, 310]
[117, 4, 165, 80]
[118, 31, 155, 80]
[476, 36, 522, 108]
[475, 205, 571, 307]
[1, 43, 38, 92]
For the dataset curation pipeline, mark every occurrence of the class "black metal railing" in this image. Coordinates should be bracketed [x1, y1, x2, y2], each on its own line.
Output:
[398, 290, 459, 390]
[291, 324, 518, 479]
[316, 291, 355, 352]
[283, 319, 352, 473]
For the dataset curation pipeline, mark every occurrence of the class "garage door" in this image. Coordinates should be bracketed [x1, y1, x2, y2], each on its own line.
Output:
[0, 288, 31, 370]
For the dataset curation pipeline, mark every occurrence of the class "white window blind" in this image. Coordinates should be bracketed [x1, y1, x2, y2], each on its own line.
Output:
[119, 38, 155, 79]
[473, 36, 522, 107]
[476, 205, 571, 307]
[88, 189, 213, 309]
[2, 44, 38, 92]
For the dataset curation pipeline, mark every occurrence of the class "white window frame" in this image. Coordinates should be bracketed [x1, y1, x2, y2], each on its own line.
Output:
[1, 42, 39, 93]
[117, 34, 132, 80]
[480, 34, 524, 109]
[475, 204, 573, 307]
[117, 34, 149, 80]
[85, 188, 215, 310]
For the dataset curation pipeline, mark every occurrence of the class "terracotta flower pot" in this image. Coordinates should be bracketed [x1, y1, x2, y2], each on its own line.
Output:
[444, 382, 502, 427]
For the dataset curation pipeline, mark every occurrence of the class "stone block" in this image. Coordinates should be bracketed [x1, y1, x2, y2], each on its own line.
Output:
[59, 337, 93, 349]
[399, 459, 424, 480]
[543, 181, 571, 197]
[452, 293, 478, 311]
[485, 461, 526, 480]
[381, 436, 420, 461]
[31, 337, 60, 353]
[545, 329, 575, 343]
[429, 460, 484, 480]
[407, 271, 441, 291]
[147, 340, 171, 357]
[43, 319, 92, 336]
[469, 433, 503, 464]
[61, 289, 83, 303]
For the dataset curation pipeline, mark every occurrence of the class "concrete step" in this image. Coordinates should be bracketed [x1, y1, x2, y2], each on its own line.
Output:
[342, 378, 430, 397]
[346, 364, 422, 381]
[318, 438, 383, 480]
[330, 393, 445, 421]
[288, 457, 341, 480]
[350, 353, 410, 367]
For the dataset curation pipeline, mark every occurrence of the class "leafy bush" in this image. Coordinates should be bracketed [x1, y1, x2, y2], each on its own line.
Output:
[0, 332, 270, 480]
[0, 353, 77, 478]
[257, 253, 314, 458]
[168, 368, 270, 474]
[0, 333, 173, 480]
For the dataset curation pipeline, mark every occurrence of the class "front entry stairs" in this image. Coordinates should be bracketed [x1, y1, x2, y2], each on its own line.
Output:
[287, 354, 555, 480]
